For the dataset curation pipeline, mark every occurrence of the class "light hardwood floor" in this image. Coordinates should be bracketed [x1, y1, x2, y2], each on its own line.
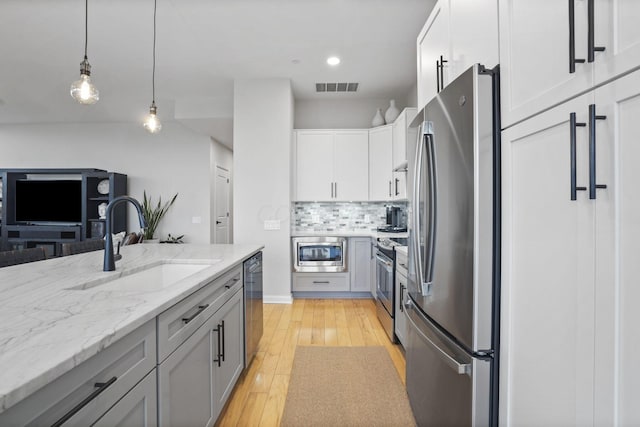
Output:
[216, 298, 406, 427]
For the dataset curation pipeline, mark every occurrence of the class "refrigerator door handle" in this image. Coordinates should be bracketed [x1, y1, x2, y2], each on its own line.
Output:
[412, 124, 426, 296]
[424, 125, 437, 288]
[406, 305, 471, 376]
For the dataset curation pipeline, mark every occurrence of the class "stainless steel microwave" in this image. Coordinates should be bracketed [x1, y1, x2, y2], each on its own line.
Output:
[291, 236, 347, 273]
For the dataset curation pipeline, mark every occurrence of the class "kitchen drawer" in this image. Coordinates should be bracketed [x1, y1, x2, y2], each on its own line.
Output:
[0, 319, 156, 427]
[157, 265, 242, 362]
[292, 273, 350, 292]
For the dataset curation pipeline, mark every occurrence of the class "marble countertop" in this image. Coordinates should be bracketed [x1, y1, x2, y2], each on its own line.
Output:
[0, 243, 262, 414]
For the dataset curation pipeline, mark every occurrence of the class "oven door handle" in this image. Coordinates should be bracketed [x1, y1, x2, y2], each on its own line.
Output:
[375, 254, 393, 269]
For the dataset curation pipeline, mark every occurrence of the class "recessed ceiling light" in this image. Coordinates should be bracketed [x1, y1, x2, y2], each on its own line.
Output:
[327, 56, 341, 66]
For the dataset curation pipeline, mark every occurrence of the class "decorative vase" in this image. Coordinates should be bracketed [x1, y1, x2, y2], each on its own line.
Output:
[384, 99, 400, 124]
[372, 108, 385, 127]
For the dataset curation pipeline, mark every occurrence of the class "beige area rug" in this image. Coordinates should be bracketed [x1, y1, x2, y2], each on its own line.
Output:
[281, 346, 417, 427]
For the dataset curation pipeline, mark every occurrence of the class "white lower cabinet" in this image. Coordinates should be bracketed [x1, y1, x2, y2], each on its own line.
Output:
[501, 68, 640, 426]
[158, 288, 244, 427]
[93, 370, 157, 427]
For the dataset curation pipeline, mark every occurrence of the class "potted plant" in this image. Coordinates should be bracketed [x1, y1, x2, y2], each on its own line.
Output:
[141, 191, 178, 242]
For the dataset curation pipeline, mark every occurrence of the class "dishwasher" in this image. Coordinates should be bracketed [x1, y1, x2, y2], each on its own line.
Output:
[243, 251, 263, 367]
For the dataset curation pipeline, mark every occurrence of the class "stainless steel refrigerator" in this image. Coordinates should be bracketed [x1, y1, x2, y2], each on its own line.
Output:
[406, 64, 501, 427]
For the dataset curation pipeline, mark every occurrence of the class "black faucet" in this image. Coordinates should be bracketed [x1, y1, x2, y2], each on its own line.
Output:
[103, 196, 147, 272]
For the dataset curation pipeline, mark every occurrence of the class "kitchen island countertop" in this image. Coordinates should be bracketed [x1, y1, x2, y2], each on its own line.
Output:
[0, 243, 262, 414]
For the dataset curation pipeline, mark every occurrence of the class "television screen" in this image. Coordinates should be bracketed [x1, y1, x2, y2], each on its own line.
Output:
[15, 180, 82, 224]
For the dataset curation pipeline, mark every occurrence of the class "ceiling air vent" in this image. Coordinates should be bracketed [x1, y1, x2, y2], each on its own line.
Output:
[315, 82, 359, 93]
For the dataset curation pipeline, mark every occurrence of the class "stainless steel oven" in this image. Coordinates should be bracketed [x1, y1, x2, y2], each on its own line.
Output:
[375, 244, 395, 340]
[292, 236, 347, 273]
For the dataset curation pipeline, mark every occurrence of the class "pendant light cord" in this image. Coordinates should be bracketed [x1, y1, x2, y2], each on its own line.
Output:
[84, 0, 88, 59]
[152, 0, 157, 104]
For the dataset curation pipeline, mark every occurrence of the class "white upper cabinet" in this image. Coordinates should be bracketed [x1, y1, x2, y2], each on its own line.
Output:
[368, 125, 393, 201]
[295, 130, 335, 201]
[333, 130, 369, 201]
[593, 0, 640, 86]
[417, 0, 450, 110]
[391, 108, 417, 170]
[295, 130, 368, 202]
[499, 0, 640, 128]
[417, 0, 498, 110]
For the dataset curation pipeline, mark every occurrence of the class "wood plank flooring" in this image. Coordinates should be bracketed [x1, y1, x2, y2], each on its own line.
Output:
[216, 298, 406, 427]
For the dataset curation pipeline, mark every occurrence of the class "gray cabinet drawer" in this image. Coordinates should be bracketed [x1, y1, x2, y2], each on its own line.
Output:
[292, 273, 349, 292]
[157, 265, 242, 362]
[395, 251, 408, 277]
[0, 320, 156, 427]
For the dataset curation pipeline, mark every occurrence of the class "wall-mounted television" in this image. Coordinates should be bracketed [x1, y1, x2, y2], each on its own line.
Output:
[15, 179, 82, 224]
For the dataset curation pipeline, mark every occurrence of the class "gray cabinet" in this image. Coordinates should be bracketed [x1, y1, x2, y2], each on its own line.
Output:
[158, 286, 244, 427]
[394, 250, 408, 347]
[349, 237, 372, 292]
[0, 320, 156, 427]
[212, 289, 244, 420]
[93, 370, 157, 427]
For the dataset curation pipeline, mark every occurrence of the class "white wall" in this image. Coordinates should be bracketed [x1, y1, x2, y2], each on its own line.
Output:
[294, 98, 408, 129]
[405, 82, 418, 108]
[0, 121, 212, 243]
[234, 78, 293, 303]
[209, 138, 234, 243]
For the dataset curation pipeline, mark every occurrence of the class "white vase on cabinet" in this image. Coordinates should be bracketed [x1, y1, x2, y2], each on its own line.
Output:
[372, 108, 385, 127]
[384, 99, 400, 124]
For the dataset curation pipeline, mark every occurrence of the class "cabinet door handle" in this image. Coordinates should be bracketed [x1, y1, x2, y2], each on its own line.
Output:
[588, 104, 607, 199]
[399, 284, 405, 312]
[220, 320, 226, 362]
[213, 324, 222, 367]
[570, 112, 587, 200]
[389, 180, 392, 197]
[334, 182, 337, 199]
[182, 304, 209, 324]
[395, 178, 400, 196]
[587, 0, 605, 62]
[313, 280, 330, 284]
[225, 277, 240, 289]
[436, 58, 441, 93]
[569, 0, 586, 73]
[438, 55, 448, 93]
[51, 377, 117, 427]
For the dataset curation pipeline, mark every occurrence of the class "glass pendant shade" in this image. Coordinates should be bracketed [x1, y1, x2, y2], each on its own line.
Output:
[70, 71, 99, 105]
[143, 104, 162, 134]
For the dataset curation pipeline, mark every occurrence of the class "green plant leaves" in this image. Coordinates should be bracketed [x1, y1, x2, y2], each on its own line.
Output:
[142, 191, 178, 240]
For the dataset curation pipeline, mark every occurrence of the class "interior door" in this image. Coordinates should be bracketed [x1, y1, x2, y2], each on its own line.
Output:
[214, 166, 230, 244]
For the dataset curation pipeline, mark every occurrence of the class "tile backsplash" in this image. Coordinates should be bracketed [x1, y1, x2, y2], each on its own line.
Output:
[292, 201, 407, 232]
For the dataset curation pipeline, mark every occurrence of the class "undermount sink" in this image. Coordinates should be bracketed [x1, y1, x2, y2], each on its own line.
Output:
[66, 261, 220, 292]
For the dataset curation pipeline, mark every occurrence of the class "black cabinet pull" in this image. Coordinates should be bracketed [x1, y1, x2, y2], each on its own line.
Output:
[395, 178, 400, 196]
[436, 55, 448, 93]
[51, 376, 117, 427]
[182, 304, 209, 324]
[570, 112, 587, 200]
[569, 0, 586, 73]
[587, 0, 605, 62]
[588, 104, 607, 199]
[225, 276, 241, 289]
[220, 320, 226, 362]
[213, 324, 222, 367]
[313, 281, 330, 284]
[399, 284, 405, 313]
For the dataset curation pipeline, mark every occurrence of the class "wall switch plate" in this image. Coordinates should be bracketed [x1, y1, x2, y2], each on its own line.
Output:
[264, 220, 281, 230]
[192, 216, 202, 224]
[312, 214, 320, 223]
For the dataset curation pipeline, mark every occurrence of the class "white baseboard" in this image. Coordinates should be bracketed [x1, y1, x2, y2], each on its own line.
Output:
[263, 294, 293, 304]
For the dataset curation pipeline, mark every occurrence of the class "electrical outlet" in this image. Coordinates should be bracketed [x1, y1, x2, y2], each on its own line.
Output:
[312, 214, 320, 223]
[364, 214, 371, 222]
[264, 220, 281, 230]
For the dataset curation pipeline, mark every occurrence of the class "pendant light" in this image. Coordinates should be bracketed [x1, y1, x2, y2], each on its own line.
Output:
[143, 0, 162, 134]
[70, 0, 99, 104]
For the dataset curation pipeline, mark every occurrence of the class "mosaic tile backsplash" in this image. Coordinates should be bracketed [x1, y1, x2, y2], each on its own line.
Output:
[292, 201, 407, 232]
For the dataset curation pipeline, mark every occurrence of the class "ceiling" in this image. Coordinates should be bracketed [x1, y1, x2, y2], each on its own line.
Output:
[0, 0, 434, 146]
